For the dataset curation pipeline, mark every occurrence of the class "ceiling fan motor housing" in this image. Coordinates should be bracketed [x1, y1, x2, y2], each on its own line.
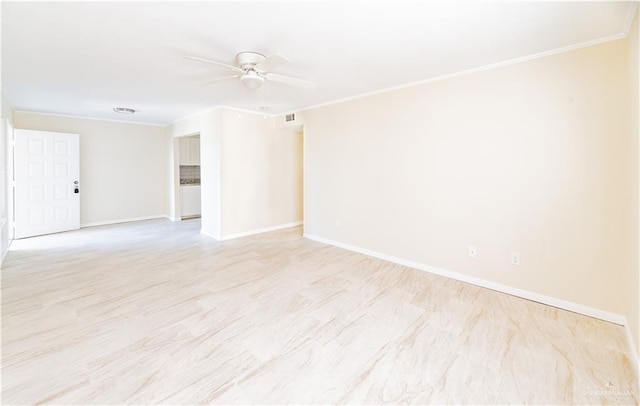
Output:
[236, 52, 266, 71]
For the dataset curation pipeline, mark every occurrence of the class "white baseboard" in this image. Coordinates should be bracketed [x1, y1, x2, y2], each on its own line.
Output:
[200, 229, 221, 241]
[623, 320, 640, 378]
[0, 240, 10, 269]
[222, 221, 303, 241]
[81, 215, 169, 228]
[0, 217, 10, 268]
[303, 233, 626, 326]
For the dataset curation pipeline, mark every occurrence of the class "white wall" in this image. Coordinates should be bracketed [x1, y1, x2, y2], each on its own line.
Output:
[1, 93, 15, 265]
[221, 109, 303, 237]
[165, 108, 223, 238]
[165, 107, 303, 240]
[13, 112, 167, 226]
[303, 39, 633, 322]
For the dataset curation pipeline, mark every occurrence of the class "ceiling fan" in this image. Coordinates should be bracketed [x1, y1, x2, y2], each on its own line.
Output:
[186, 51, 316, 90]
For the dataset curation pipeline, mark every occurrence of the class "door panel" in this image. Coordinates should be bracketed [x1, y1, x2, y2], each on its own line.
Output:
[15, 130, 80, 239]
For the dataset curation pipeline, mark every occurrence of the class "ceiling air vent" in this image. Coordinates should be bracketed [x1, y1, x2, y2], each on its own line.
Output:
[285, 113, 296, 123]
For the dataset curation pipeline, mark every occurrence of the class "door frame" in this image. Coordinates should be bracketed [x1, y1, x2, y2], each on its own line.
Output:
[7, 120, 14, 240]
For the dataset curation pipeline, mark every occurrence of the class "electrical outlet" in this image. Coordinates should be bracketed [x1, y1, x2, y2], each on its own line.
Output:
[511, 252, 521, 266]
[468, 246, 477, 258]
[335, 220, 341, 229]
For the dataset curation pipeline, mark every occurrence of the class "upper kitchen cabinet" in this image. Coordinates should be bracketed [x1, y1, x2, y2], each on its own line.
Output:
[179, 136, 200, 165]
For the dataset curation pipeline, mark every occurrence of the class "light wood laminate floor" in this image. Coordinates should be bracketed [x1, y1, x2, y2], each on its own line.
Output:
[2, 219, 638, 404]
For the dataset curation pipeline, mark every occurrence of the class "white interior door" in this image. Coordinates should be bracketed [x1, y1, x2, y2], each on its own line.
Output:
[14, 129, 80, 239]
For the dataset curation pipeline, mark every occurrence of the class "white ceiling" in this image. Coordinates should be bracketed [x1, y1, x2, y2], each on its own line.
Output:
[1, 1, 636, 125]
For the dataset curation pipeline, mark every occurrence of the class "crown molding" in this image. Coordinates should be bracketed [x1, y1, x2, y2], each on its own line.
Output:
[1, 85, 16, 111]
[622, 1, 639, 37]
[299, 32, 627, 114]
[13, 110, 165, 127]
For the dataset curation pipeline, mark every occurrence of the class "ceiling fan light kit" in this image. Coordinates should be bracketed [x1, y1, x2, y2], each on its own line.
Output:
[240, 70, 265, 89]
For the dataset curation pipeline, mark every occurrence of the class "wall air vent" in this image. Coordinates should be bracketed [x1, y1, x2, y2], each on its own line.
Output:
[277, 112, 302, 128]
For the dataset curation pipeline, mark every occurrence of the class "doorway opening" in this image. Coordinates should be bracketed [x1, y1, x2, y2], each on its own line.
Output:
[174, 134, 201, 221]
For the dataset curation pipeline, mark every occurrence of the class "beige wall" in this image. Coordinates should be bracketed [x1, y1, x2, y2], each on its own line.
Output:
[304, 39, 633, 320]
[1, 93, 15, 265]
[13, 112, 167, 226]
[221, 109, 303, 237]
[165, 108, 223, 238]
[628, 9, 640, 355]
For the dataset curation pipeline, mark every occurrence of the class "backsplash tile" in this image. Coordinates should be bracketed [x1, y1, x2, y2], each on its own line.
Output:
[180, 165, 200, 185]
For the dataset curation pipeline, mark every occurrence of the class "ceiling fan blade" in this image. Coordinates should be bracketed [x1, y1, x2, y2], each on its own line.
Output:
[255, 53, 290, 72]
[185, 56, 244, 73]
[197, 75, 241, 87]
[265, 73, 316, 89]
